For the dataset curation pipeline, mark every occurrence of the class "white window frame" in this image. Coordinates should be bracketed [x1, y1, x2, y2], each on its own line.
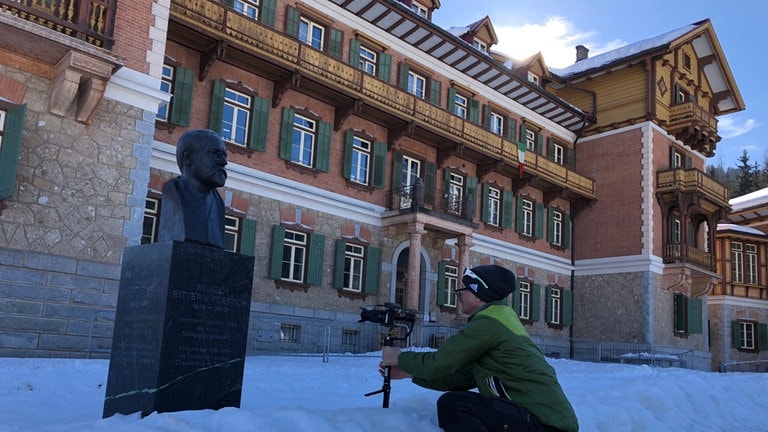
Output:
[732, 242, 744, 283]
[233, 0, 259, 19]
[673, 151, 683, 168]
[223, 215, 239, 253]
[453, 93, 468, 119]
[141, 197, 160, 245]
[407, 70, 426, 99]
[524, 127, 536, 151]
[522, 199, 534, 236]
[343, 243, 365, 292]
[552, 210, 563, 246]
[448, 172, 464, 216]
[739, 321, 755, 350]
[488, 186, 500, 226]
[0, 108, 5, 150]
[672, 217, 681, 244]
[519, 281, 531, 320]
[410, 2, 428, 18]
[282, 230, 307, 283]
[549, 287, 562, 325]
[746, 244, 758, 285]
[400, 155, 421, 209]
[359, 45, 377, 75]
[490, 112, 504, 135]
[350, 136, 371, 185]
[553, 143, 564, 165]
[527, 71, 540, 86]
[299, 17, 324, 50]
[473, 39, 487, 53]
[280, 323, 300, 343]
[292, 114, 316, 167]
[445, 265, 459, 307]
[157, 64, 174, 121]
[222, 87, 252, 146]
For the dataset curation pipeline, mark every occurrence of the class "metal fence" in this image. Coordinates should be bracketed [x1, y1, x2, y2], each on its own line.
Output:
[718, 360, 768, 373]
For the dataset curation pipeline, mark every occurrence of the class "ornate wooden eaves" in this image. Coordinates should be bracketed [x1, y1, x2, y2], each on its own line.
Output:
[335, 99, 363, 131]
[199, 40, 227, 81]
[387, 121, 415, 150]
[437, 144, 464, 169]
[273, 71, 301, 108]
[477, 159, 504, 181]
[544, 189, 571, 207]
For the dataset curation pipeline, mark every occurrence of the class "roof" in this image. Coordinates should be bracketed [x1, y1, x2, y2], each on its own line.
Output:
[716, 223, 766, 237]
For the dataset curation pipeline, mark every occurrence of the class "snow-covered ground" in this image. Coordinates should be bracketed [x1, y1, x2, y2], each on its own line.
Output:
[0, 354, 766, 431]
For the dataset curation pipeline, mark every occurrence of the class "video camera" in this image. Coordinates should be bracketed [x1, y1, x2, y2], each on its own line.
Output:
[359, 302, 416, 327]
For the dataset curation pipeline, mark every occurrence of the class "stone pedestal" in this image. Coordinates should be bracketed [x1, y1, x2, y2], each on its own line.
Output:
[102, 241, 254, 418]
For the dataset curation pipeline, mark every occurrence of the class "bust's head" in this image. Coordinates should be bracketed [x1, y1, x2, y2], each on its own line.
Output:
[176, 129, 228, 193]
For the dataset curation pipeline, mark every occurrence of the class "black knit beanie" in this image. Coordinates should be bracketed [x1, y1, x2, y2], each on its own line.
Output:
[461, 265, 516, 303]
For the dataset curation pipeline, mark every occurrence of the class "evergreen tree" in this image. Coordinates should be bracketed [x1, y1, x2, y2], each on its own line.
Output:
[735, 149, 759, 197]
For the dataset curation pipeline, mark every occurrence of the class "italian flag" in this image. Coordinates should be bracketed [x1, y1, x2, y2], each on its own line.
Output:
[517, 139, 526, 176]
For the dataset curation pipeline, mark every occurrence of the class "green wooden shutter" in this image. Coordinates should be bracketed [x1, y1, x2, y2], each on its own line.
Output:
[443, 168, 451, 198]
[501, 190, 513, 229]
[547, 208, 555, 243]
[249, 95, 269, 151]
[315, 120, 331, 172]
[685, 154, 693, 169]
[0, 104, 26, 199]
[512, 279, 521, 313]
[371, 141, 387, 189]
[436, 261, 447, 305]
[377, 52, 392, 82]
[469, 98, 480, 124]
[209, 80, 226, 133]
[398, 62, 409, 90]
[333, 239, 346, 290]
[364, 246, 380, 295]
[279, 107, 295, 160]
[563, 212, 571, 248]
[306, 233, 325, 285]
[424, 162, 436, 206]
[669, 147, 676, 168]
[758, 323, 768, 351]
[519, 123, 527, 147]
[562, 290, 573, 326]
[285, 6, 299, 38]
[259, 0, 276, 27]
[269, 225, 286, 279]
[531, 284, 541, 321]
[447, 87, 456, 112]
[534, 202, 544, 239]
[170, 66, 193, 127]
[430, 79, 441, 105]
[547, 138, 555, 162]
[392, 151, 403, 191]
[731, 321, 742, 348]
[342, 130, 354, 180]
[515, 195, 525, 233]
[222, 0, 234, 6]
[687, 297, 703, 334]
[483, 104, 491, 130]
[465, 176, 477, 219]
[239, 218, 257, 256]
[535, 132, 543, 154]
[545, 286, 553, 322]
[507, 117, 517, 142]
[481, 183, 490, 223]
[674, 293, 686, 332]
[348, 38, 361, 67]
[328, 28, 343, 58]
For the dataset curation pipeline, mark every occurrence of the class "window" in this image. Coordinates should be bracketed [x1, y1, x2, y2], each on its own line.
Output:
[672, 216, 681, 244]
[399, 154, 421, 209]
[349, 39, 392, 82]
[334, 239, 380, 295]
[674, 293, 703, 335]
[343, 131, 386, 189]
[299, 17, 325, 50]
[553, 143, 564, 165]
[223, 215, 239, 253]
[291, 114, 315, 167]
[359, 45, 377, 75]
[407, 70, 426, 99]
[280, 323, 300, 343]
[673, 151, 682, 168]
[411, 2, 428, 18]
[156, 64, 193, 127]
[552, 210, 563, 246]
[446, 172, 464, 216]
[546, 286, 572, 327]
[547, 208, 571, 248]
[222, 88, 251, 146]
[517, 281, 532, 320]
[453, 93, 468, 119]
[342, 329, 359, 347]
[738, 321, 755, 350]
[521, 199, 533, 236]
[441, 264, 459, 307]
[487, 186, 500, 226]
[473, 39, 487, 53]
[732, 320, 768, 352]
[489, 112, 504, 135]
[233, 0, 259, 19]
[548, 287, 561, 325]
[270, 225, 325, 286]
[524, 127, 536, 151]
[157, 65, 174, 122]
[527, 71, 540, 86]
[350, 136, 370, 185]
[683, 53, 691, 71]
[279, 108, 331, 172]
[731, 242, 743, 283]
[141, 197, 160, 245]
[747, 244, 758, 285]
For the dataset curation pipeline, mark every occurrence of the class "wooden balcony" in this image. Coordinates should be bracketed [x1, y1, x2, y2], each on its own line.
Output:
[0, 0, 116, 49]
[656, 168, 729, 209]
[667, 102, 720, 157]
[663, 244, 714, 272]
[169, 0, 596, 201]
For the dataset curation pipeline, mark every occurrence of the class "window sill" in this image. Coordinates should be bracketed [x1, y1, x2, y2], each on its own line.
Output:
[346, 180, 375, 194]
[275, 280, 311, 293]
[285, 161, 320, 177]
[337, 289, 368, 301]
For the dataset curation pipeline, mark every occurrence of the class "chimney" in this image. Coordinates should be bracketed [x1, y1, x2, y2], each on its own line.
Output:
[576, 45, 589, 62]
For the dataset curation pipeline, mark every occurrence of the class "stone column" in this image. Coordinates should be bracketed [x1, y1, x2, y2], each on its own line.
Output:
[406, 222, 425, 312]
[457, 234, 473, 277]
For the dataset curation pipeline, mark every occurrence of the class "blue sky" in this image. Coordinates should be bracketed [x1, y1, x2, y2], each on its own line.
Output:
[431, 0, 766, 169]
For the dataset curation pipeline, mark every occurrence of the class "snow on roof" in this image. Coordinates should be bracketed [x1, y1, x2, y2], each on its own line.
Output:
[446, 26, 470, 38]
[716, 223, 767, 236]
[729, 187, 768, 211]
[551, 23, 699, 78]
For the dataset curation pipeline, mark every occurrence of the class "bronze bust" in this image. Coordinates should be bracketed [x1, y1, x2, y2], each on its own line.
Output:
[158, 129, 228, 249]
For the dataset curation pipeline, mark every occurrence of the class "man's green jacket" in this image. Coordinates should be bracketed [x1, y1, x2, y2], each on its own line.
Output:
[398, 302, 579, 432]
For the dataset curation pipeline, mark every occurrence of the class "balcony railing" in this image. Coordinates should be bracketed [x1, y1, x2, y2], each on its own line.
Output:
[667, 101, 719, 156]
[669, 101, 717, 132]
[656, 168, 729, 207]
[169, 0, 596, 200]
[388, 184, 475, 222]
[663, 244, 714, 271]
[0, 0, 116, 48]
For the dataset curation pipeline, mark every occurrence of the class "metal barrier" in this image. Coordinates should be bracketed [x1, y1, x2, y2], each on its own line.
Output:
[718, 360, 768, 373]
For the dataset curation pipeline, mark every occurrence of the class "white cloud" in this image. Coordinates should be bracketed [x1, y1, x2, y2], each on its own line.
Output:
[718, 115, 758, 139]
[492, 16, 626, 68]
